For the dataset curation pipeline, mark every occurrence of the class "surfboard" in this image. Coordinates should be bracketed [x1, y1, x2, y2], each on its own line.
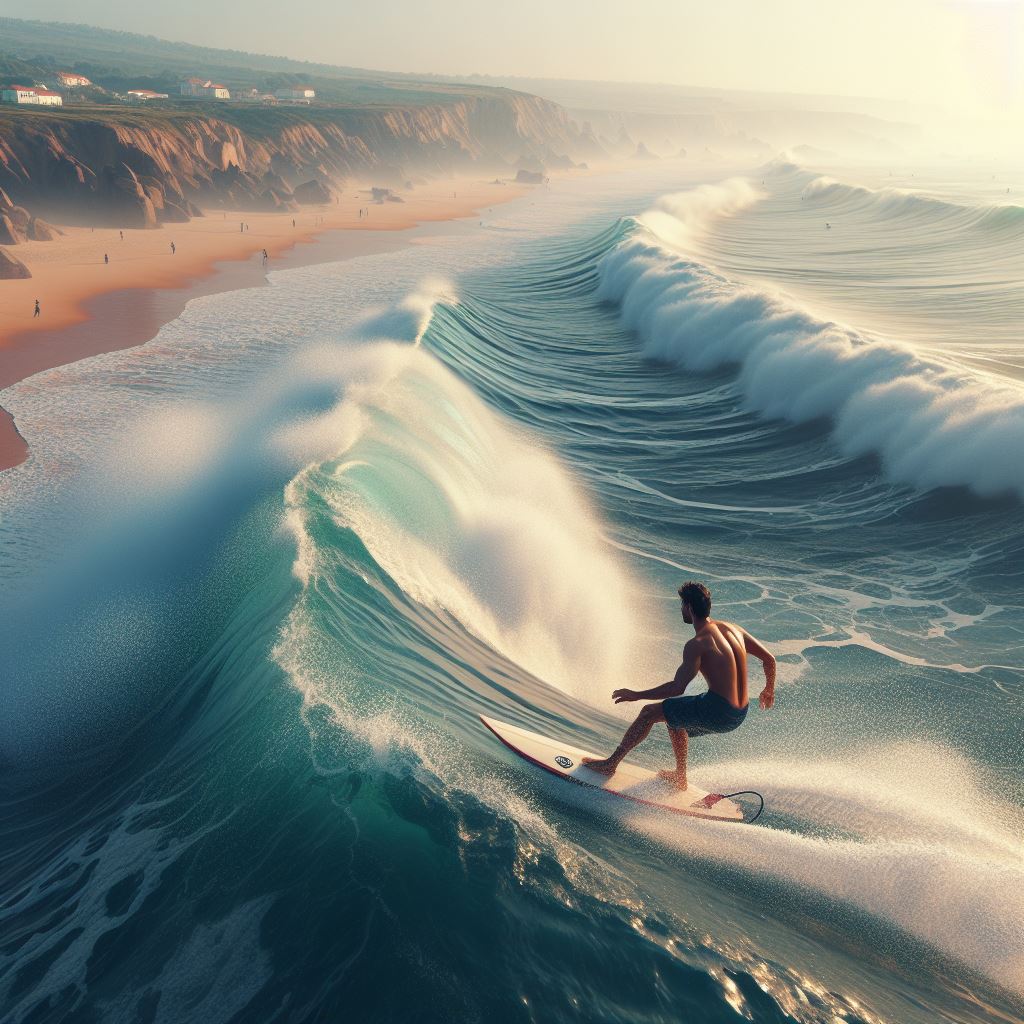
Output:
[480, 715, 745, 822]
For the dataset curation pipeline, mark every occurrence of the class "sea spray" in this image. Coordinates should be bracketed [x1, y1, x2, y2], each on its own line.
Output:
[277, 340, 649, 701]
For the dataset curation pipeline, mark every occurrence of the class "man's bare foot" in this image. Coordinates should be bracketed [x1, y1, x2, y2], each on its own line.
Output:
[657, 769, 688, 791]
[581, 756, 618, 776]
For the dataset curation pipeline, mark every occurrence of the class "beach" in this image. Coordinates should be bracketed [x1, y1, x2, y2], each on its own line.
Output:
[0, 175, 525, 470]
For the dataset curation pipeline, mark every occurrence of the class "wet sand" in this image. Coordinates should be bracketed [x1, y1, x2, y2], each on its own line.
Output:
[0, 176, 525, 471]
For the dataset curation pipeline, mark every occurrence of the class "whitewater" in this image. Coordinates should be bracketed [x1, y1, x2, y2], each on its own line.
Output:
[1, 160, 1022, 1024]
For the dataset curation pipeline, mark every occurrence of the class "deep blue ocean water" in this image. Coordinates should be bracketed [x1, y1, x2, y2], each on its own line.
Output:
[2, 160, 1022, 1023]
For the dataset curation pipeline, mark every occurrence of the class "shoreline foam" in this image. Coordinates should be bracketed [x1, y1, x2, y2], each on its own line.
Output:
[0, 176, 526, 471]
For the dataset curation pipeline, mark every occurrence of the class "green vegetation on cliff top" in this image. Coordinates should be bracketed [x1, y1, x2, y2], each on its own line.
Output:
[0, 17, 508, 108]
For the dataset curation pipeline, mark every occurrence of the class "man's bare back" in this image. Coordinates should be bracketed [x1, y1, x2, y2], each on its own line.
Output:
[690, 619, 748, 709]
[581, 582, 776, 790]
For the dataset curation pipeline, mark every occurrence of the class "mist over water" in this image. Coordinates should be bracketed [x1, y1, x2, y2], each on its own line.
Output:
[1, 160, 1022, 1023]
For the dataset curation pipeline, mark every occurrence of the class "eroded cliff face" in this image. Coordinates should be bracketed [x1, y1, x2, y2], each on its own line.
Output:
[0, 91, 591, 227]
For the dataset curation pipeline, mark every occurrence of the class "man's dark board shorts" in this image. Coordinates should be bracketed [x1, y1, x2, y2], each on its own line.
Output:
[662, 691, 748, 737]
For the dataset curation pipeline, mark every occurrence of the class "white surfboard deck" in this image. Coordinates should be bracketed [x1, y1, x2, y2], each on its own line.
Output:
[481, 715, 745, 822]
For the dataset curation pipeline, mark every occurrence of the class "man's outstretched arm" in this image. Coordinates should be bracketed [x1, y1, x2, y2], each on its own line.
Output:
[744, 630, 777, 709]
[612, 642, 700, 703]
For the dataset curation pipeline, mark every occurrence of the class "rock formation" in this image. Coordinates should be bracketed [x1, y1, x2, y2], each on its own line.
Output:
[514, 169, 546, 184]
[27, 216, 61, 241]
[0, 246, 31, 279]
[0, 214, 24, 245]
[0, 91, 589, 229]
[293, 179, 332, 204]
[96, 164, 158, 228]
[0, 190, 51, 244]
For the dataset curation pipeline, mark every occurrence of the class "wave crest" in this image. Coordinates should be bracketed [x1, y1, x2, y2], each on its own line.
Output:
[280, 339, 649, 700]
[599, 184, 1024, 500]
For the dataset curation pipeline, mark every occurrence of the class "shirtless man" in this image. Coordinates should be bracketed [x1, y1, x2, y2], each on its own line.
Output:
[582, 581, 776, 790]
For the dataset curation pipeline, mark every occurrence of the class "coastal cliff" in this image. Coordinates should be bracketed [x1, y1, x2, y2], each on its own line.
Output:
[0, 92, 590, 227]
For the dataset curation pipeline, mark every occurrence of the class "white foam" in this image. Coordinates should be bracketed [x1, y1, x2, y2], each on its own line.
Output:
[625, 741, 1024, 995]
[599, 181, 1024, 500]
[277, 339, 653, 701]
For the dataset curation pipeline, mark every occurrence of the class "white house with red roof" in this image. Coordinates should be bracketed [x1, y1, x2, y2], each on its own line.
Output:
[1, 86, 63, 106]
[179, 78, 230, 99]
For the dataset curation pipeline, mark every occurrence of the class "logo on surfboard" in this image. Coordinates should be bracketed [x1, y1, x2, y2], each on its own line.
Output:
[554, 755, 574, 769]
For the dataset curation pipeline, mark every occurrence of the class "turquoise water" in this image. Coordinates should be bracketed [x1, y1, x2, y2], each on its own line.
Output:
[1, 161, 1022, 1023]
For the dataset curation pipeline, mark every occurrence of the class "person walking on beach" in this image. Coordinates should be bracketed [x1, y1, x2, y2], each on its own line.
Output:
[104, 253, 109, 265]
[33, 299, 40, 318]
[582, 582, 776, 790]
[119, 230, 124, 241]
[170, 241, 176, 255]
[262, 248, 268, 264]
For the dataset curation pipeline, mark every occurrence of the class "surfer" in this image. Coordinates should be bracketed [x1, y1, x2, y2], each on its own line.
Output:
[582, 582, 776, 790]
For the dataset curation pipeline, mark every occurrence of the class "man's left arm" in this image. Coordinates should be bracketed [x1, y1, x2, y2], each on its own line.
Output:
[743, 630, 777, 709]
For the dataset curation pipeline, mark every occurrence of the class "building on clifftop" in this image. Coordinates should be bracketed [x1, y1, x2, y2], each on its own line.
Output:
[275, 86, 315, 101]
[179, 78, 231, 99]
[1, 86, 63, 106]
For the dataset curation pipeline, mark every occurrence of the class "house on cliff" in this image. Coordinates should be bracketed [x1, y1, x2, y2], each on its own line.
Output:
[180, 78, 231, 99]
[1, 86, 63, 107]
[275, 86, 315, 101]
[127, 89, 170, 102]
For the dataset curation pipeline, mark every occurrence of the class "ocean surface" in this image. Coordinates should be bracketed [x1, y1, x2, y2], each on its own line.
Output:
[2, 159, 1022, 1024]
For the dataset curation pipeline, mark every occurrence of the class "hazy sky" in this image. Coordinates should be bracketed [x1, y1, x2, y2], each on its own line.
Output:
[8, 0, 1022, 116]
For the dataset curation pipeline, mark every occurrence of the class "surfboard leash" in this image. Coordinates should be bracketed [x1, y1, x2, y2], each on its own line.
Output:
[698, 790, 765, 823]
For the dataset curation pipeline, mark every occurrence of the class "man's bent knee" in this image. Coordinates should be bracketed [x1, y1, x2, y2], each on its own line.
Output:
[639, 703, 665, 723]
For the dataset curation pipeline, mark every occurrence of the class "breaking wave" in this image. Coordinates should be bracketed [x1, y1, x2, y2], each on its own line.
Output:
[598, 179, 1024, 500]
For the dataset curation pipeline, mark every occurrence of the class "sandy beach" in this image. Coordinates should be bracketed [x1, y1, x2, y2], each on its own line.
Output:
[0, 175, 526, 471]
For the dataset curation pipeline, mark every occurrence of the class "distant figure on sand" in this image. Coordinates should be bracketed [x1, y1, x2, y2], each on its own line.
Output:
[262, 248, 268, 264]
[582, 582, 776, 790]
[119, 230, 124, 241]
[33, 299, 40, 318]
[104, 253, 109, 264]
[170, 241, 176, 255]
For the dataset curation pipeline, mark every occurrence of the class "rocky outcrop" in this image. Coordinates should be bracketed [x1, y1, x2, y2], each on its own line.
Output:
[0, 190, 38, 244]
[0, 90, 589, 228]
[293, 179, 332, 204]
[0, 187, 61, 243]
[6, 205, 30, 232]
[255, 188, 299, 212]
[0, 246, 31, 279]
[27, 216, 61, 240]
[514, 169, 546, 184]
[96, 164, 158, 228]
[0, 215, 25, 245]
[159, 201, 192, 223]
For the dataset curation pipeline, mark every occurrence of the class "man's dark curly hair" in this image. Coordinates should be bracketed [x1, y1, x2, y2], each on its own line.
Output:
[678, 581, 711, 618]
